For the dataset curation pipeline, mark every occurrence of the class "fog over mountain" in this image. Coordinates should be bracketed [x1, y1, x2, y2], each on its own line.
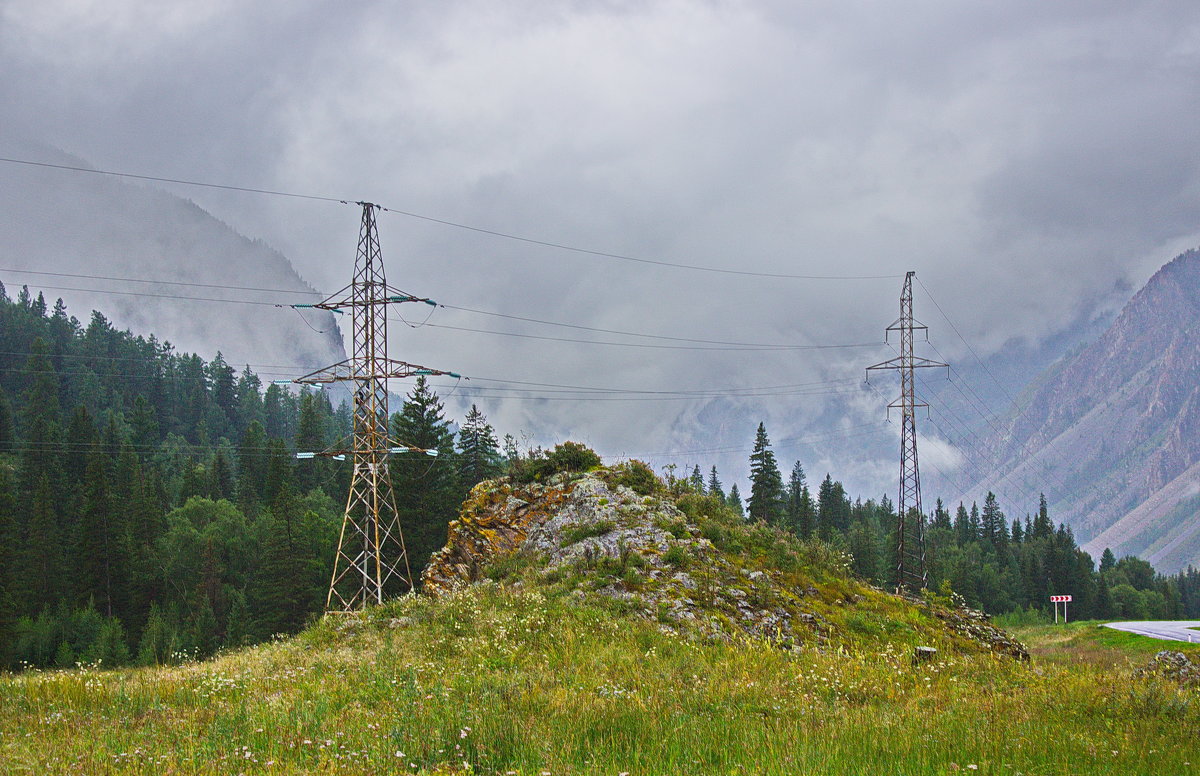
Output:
[3, 2, 1200, 500]
[0, 137, 344, 372]
[952, 249, 1200, 574]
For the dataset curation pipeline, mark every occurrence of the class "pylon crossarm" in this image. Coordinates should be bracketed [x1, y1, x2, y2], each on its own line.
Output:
[296, 445, 438, 460]
[292, 358, 463, 384]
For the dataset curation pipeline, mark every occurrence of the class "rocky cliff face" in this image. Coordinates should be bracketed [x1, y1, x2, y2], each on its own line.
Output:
[960, 249, 1200, 572]
[424, 466, 1027, 659]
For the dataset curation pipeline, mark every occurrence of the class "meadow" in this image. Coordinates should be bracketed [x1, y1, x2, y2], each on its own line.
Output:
[2, 587, 1197, 775]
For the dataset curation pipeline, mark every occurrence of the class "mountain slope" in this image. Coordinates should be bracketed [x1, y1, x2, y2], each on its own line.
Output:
[959, 248, 1200, 572]
[0, 138, 344, 369]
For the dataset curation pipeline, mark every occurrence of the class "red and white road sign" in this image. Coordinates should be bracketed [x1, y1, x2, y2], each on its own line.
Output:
[1049, 595, 1073, 602]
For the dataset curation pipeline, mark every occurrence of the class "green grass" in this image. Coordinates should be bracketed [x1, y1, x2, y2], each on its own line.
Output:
[2, 589, 1197, 775]
[1009, 619, 1200, 669]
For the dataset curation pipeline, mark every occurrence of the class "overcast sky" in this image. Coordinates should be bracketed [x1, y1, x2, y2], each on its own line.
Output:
[2, 0, 1199, 503]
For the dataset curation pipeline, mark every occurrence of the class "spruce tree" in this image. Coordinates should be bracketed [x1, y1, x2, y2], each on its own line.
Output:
[746, 423, 785, 524]
[457, 404, 502, 489]
[73, 454, 128, 620]
[392, 377, 462, 578]
[785, 461, 814, 538]
[932, 498, 952, 531]
[19, 475, 66, 612]
[726, 483, 745, 517]
[707, 466, 724, 501]
[1099, 547, 1117, 574]
[980, 492, 1009, 555]
[689, 465, 705, 494]
[253, 497, 320, 638]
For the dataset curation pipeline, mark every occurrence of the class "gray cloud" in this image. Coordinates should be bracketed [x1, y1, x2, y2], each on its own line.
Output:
[3, 0, 1199, 499]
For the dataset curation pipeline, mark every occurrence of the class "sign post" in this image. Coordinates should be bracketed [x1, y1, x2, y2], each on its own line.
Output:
[1050, 594, 1072, 623]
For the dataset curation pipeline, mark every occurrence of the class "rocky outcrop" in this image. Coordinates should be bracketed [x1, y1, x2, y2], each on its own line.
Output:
[930, 604, 1029, 661]
[1134, 650, 1199, 686]
[423, 468, 1027, 659]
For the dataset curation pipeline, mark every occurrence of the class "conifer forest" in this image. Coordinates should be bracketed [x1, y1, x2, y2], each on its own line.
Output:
[0, 286, 1196, 671]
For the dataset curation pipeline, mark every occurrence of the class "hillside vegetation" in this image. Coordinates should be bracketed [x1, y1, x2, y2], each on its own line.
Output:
[3, 464, 1197, 775]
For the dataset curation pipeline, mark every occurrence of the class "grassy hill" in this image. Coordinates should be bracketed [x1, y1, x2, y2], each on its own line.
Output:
[2, 464, 1198, 774]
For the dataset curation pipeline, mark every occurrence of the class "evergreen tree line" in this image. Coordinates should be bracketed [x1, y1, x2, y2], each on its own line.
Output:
[691, 421, 1200, 620]
[0, 287, 505, 669]
[2, 287, 1197, 669]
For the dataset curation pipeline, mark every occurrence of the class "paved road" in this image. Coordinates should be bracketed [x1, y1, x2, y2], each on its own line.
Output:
[1102, 621, 1200, 642]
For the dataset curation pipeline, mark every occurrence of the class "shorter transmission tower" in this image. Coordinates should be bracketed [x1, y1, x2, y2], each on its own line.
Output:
[866, 271, 947, 593]
[293, 202, 460, 612]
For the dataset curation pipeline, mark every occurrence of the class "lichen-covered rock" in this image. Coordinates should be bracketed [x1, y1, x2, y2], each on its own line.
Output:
[420, 476, 570, 596]
[929, 604, 1030, 661]
[1135, 650, 1199, 685]
[421, 466, 1026, 659]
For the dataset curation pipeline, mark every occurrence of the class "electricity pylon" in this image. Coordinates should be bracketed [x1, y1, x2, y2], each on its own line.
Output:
[294, 202, 460, 612]
[866, 271, 947, 593]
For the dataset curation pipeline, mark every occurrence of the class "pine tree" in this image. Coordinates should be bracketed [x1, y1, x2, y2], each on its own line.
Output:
[457, 404, 502, 489]
[1031, 494, 1053, 540]
[294, 390, 330, 494]
[208, 449, 234, 501]
[746, 423, 785, 524]
[726, 483, 745, 517]
[253, 494, 320, 638]
[955, 501, 974, 544]
[392, 377, 462, 578]
[707, 466, 724, 501]
[1099, 547, 1117, 574]
[968, 502, 982, 541]
[689, 465, 705, 494]
[785, 461, 814, 539]
[0, 465, 16, 668]
[931, 498, 952, 531]
[129, 395, 159, 454]
[1010, 518, 1024, 544]
[980, 492, 1009, 555]
[816, 475, 850, 539]
[73, 454, 128, 620]
[18, 475, 65, 612]
[236, 421, 269, 514]
[263, 384, 287, 439]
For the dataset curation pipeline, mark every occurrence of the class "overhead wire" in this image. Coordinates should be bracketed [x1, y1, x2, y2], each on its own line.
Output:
[0, 271, 882, 353]
[916, 279, 1077, 500]
[0, 155, 900, 281]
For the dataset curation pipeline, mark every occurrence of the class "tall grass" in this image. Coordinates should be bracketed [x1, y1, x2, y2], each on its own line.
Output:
[2, 586, 1197, 775]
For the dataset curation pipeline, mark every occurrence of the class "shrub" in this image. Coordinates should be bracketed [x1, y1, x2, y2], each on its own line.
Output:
[675, 493, 731, 522]
[561, 520, 616, 546]
[604, 459, 660, 496]
[663, 544, 690, 569]
[546, 441, 602, 472]
[509, 441, 602, 483]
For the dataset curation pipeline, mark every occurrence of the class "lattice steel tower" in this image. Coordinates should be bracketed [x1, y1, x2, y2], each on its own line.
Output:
[295, 202, 459, 611]
[866, 271, 947, 593]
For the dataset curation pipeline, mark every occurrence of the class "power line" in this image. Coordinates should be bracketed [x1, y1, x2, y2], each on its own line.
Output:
[2, 271, 881, 352]
[0, 155, 347, 204]
[0, 154, 900, 281]
[0, 267, 324, 296]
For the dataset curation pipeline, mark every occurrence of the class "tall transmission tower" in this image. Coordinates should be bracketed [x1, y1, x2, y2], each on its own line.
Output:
[293, 202, 460, 612]
[866, 271, 947, 593]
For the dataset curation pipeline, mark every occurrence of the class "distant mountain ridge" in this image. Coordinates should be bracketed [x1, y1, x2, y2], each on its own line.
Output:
[959, 249, 1200, 573]
[0, 138, 345, 371]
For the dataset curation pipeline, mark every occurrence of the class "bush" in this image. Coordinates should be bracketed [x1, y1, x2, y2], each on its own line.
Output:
[561, 520, 616, 546]
[546, 441, 602, 472]
[663, 544, 690, 569]
[604, 460, 660, 496]
[675, 493, 731, 522]
[509, 441, 602, 483]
